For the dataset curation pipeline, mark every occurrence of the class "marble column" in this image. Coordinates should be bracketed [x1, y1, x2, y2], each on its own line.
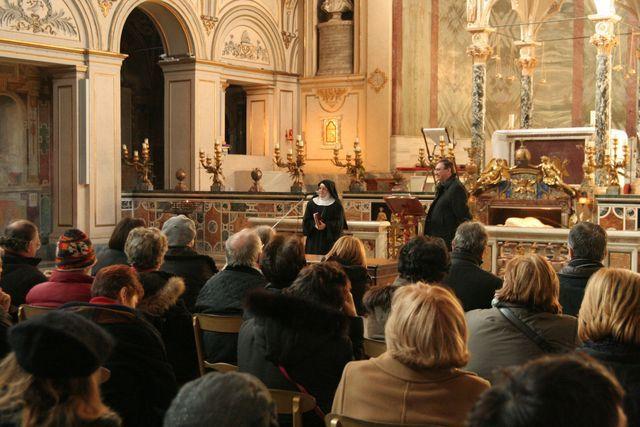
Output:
[589, 15, 619, 186]
[515, 42, 538, 129]
[467, 29, 493, 175]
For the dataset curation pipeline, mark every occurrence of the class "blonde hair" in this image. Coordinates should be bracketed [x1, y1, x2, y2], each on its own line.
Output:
[124, 227, 168, 270]
[325, 236, 367, 267]
[385, 283, 469, 369]
[579, 268, 640, 345]
[496, 254, 561, 314]
[0, 353, 115, 427]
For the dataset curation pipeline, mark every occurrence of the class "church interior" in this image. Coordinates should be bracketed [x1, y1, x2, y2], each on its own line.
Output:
[0, 0, 639, 273]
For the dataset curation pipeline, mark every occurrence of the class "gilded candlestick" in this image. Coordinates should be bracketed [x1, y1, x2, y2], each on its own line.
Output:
[122, 138, 154, 190]
[274, 135, 306, 193]
[332, 138, 367, 192]
[199, 139, 226, 192]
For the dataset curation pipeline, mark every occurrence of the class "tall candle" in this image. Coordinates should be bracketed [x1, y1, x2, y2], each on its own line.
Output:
[590, 110, 596, 126]
[508, 114, 515, 129]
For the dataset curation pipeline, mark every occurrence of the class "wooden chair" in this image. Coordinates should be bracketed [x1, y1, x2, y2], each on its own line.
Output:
[325, 413, 440, 427]
[192, 313, 244, 376]
[363, 338, 386, 358]
[270, 389, 317, 427]
[17, 304, 53, 322]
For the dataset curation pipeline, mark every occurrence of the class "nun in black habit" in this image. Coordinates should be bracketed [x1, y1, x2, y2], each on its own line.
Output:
[302, 180, 348, 255]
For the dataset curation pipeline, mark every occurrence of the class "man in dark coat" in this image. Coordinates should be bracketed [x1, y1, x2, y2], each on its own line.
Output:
[195, 228, 267, 364]
[160, 215, 218, 311]
[424, 159, 472, 249]
[558, 222, 606, 316]
[444, 221, 501, 311]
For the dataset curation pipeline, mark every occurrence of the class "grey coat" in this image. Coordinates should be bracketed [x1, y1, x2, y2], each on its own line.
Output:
[465, 303, 579, 382]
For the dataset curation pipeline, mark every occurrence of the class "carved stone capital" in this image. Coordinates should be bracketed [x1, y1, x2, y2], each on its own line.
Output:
[517, 57, 538, 75]
[467, 44, 493, 63]
[201, 15, 218, 35]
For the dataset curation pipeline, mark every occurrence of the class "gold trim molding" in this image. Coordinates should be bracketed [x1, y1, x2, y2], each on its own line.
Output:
[316, 87, 349, 112]
[0, 37, 127, 59]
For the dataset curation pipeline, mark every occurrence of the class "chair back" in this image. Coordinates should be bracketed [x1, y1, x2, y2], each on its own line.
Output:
[325, 413, 441, 427]
[18, 304, 53, 322]
[192, 313, 244, 376]
[270, 389, 316, 427]
[363, 338, 386, 358]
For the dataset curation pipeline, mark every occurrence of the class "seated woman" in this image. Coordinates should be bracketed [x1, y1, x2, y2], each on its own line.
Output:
[125, 226, 197, 383]
[260, 234, 307, 290]
[578, 268, 640, 427]
[465, 254, 579, 382]
[0, 311, 121, 426]
[325, 236, 372, 315]
[92, 217, 145, 275]
[63, 265, 177, 426]
[332, 284, 489, 426]
[238, 262, 363, 427]
[362, 236, 450, 339]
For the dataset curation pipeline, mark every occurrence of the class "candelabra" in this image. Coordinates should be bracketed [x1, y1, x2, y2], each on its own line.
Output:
[581, 144, 597, 189]
[274, 135, 306, 193]
[332, 138, 367, 192]
[199, 140, 226, 192]
[122, 138, 154, 190]
[416, 148, 429, 168]
[603, 137, 629, 193]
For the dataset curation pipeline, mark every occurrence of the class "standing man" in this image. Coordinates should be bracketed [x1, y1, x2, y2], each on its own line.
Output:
[424, 159, 472, 249]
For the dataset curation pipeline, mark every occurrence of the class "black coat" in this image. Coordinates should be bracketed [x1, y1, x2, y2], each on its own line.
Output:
[238, 290, 360, 427]
[424, 176, 472, 248]
[92, 248, 129, 276]
[62, 302, 177, 427]
[160, 246, 218, 311]
[137, 271, 198, 384]
[580, 340, 640, 427]
[303, 199, 347, 255]
[0, 310, 11, 360]
[0, 252, 47, 313]
[194, 265, 268, 363]
[443, 251, 502, 311]
[558, 258, 603, 316]
[339, 264, 372, 316]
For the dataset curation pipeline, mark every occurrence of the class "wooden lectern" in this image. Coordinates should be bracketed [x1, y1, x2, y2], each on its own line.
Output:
[384, 196, 426, 245]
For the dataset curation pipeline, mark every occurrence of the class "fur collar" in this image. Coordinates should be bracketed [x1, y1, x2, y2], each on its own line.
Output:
[137, 275, 185, 316]
[245, 289, 347, 336]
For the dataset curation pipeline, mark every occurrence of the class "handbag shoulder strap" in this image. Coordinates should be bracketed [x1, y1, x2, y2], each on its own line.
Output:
[277, 365, 326, 420]
[497, 306, 557, 353]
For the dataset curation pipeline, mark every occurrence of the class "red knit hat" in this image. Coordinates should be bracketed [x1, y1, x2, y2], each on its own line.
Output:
[55, 229, 96, 270]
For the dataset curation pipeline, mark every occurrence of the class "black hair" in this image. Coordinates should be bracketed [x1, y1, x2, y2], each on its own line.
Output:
[397, 235, 450, 282]
[0, 220, 38, 253]
[260, 235, 307, 290]
[568, 222, 607, 261]
[467, 353, 625, 427]
[286, 261, 348, 310]
[437, 159, 454, 171]
[109, 217, 146, 251]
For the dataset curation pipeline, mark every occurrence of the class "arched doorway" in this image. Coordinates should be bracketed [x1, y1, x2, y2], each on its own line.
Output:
[225, 85, 247, 155]
[120, 9, 165, 189]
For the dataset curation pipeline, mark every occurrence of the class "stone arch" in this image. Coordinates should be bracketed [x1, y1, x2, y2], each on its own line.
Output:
[65, 0, 101, 49]
[108, 0, 205, 57]
[213, 3, 286, 71]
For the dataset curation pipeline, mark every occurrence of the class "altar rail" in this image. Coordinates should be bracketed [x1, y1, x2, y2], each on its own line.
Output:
[121, 191, 433, 260]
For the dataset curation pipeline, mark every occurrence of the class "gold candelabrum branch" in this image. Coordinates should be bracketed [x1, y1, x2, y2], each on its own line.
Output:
[416, 148, 429, 167]
[332, 138, 367, 192]
[274, 135, 306, 193]
[199, 139, 226, 192]
[581, 144, 597, 188]
[603, 137, 629, 190]
[122, 138, 154, 190]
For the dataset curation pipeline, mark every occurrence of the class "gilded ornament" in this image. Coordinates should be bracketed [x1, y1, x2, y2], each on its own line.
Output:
[0, 0, 77, 36]
[222, 30, 270, 63]
[317, 87, 349, 112]
[281, 30, 297, 49]
[97, 0, 115, 17]
[201, 15, 218, 35]
[367, 68, 388, 93]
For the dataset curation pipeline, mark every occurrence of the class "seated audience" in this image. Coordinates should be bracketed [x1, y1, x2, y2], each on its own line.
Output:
[254, 225, 276, 247]
[558, 221, 607, 316]
[465, 254, 579, 382]
[64, 265, 177, 426]
[163, 372, 277, 427]
[195, 228, 267, 364]
[443, 221, 501, 311]
[578, 268, 640, 427]
[92, 217, 145, 275]
[238, 262, 363, 427]
[125, 226, 197, 383]
[362, 235, 449, 339]
[26, 229, 95, 308]
[467, 354, 626, 427]
[0, 311, 121, 426]
[260, 234, 306, 291]
[333, 284, 489, 426]
[0, 220, 47, 312]
[160, 215, 218, 311]
[326, 236, 372, 315]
